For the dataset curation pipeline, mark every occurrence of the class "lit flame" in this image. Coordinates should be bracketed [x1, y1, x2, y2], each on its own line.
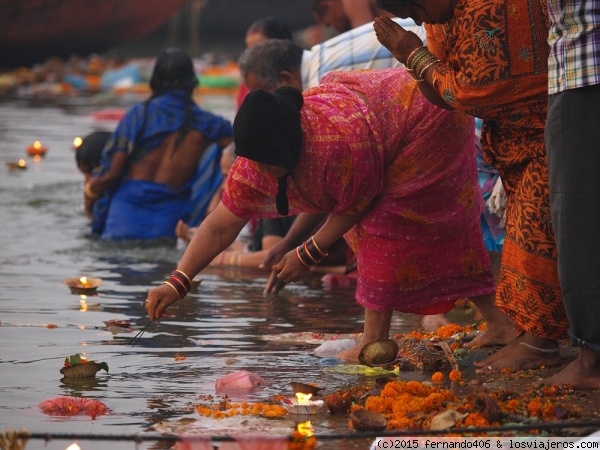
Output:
[33, 141, 42, 149]
[73, 137, 82, 149]
[18, 159, 26, 167]
[79, 277, 89, 287]
[297, 420, 314, 437]
[295, 392, 312, 405]
[65, 443, 80, 450]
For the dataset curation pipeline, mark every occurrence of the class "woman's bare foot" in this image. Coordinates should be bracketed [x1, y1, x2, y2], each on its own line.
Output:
[337, 308, 392, 363]
[337, 343, 366, 363]
[421, 314, 451, 331]
[466, 294, 516, 348]
[474, 333, 561, 374]
[540, 348, 600, 389]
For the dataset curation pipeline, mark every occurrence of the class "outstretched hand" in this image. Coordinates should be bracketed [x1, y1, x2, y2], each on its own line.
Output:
[266, 249, 311, 295]
[374, 16, 423, 64]
[145, 284, 180, 320]
[261, 239, 294, 295]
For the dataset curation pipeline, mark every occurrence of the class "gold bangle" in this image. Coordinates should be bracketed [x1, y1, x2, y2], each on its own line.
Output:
[163, 280, 181, 299]
[174, 269, 192, 285]
[405, 45, 426, 70]
[310, 236, 327, 257]
[84, 182, 99, 199]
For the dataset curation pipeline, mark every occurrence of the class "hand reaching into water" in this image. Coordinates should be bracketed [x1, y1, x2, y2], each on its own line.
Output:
[374, 16, 423, 64]
[269, 248, 311, 290]
[261, 239, 293, 295]
[146, 284, 180, 320]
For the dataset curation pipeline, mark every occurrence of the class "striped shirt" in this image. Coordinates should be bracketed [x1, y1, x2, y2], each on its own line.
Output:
[547, 0, 600, 94]
[301, 18, 425, 89]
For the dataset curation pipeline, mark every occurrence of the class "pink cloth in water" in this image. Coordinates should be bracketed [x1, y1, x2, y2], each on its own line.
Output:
[215, 370, 267, 393]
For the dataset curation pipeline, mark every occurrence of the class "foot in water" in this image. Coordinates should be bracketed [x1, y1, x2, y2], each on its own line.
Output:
[540, 347, 600, 389]
[474, 333, 561, 374]
[421, 313, 451, 332]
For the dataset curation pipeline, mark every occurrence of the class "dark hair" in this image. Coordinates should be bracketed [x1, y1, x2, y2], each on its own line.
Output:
[376, 0, 412, 14]
[75, 131, 111, 174]
[149, 48, 198, 98]
[310, 0, 329, 19]
[246, 16, 293, 41]
[238, 39, 304, 91]
[148, 48, 198, 151]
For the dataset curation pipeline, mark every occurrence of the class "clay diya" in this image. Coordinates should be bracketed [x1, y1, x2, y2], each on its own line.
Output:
[63, 276, 102, 295]
[26, 140, 47, 156]
[6, 159, 27, 170]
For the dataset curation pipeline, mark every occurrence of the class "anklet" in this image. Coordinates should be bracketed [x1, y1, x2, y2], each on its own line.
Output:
[519, 341, 560, 353]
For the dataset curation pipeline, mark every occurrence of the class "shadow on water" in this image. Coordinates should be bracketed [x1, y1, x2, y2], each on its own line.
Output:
[0, 98, 482, 450]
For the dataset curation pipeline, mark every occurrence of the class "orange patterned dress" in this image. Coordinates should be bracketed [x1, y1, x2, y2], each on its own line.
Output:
[223, 68, 495, 315]
[424, 0, 568, 338]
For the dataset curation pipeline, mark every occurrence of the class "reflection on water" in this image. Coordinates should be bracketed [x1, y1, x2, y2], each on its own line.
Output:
[0, 97, 464, 450]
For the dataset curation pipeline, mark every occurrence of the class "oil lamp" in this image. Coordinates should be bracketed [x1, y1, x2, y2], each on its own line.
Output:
[26, 140, 47, 156]
[6, 159, 27, 170]
[63, 276, 102, 295]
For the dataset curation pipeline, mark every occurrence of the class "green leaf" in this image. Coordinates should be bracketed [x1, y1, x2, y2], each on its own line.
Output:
[69, 354, 82, 365]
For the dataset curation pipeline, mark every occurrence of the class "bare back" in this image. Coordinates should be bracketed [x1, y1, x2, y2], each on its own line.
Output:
[127, 130, 214, 188]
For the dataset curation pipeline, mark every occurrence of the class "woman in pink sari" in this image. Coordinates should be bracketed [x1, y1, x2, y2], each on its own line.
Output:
[145, 68, 510, 361]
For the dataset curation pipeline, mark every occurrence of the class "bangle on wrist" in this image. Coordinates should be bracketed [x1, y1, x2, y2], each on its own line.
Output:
[84, 182, 99, 199]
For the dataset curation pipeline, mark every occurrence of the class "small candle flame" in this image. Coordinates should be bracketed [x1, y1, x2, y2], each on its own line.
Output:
[79, 276, 89, 287]
[295, 392, 312, 405]
[18, 159, 26, 167]
[297, 420, 314, 437]
[65, 443, 80, 450]
[33, 141, 42, 149]
[73, 137, 82, 149]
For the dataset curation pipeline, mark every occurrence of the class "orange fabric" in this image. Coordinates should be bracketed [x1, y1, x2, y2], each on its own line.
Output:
[424, 0, 567, 338]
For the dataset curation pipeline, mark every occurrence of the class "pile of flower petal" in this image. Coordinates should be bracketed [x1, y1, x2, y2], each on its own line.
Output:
[390, 323, 481, 371]
[195, 395, 288, 419]
[352, 380, 580, 434]
[38, 395, 109, 419]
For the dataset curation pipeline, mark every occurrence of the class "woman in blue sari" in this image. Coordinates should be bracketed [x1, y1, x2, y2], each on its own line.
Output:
[86, 48, 233, 241]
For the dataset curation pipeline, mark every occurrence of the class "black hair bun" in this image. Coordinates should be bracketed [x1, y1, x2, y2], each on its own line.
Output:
[274, 86, 303, 110]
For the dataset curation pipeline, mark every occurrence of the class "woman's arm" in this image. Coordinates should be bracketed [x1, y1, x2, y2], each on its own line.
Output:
[146, 202, 248, 319]
[269, 210, 363, 287]
[88, 151, 128, 194]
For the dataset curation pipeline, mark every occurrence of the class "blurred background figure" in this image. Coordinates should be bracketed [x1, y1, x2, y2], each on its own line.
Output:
[86, 48, 233, 241]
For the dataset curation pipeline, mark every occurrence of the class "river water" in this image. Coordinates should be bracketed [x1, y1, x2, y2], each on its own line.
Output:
[0, 93, 444, 450]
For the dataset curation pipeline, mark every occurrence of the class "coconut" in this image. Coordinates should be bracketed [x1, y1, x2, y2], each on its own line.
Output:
[358, 339, 399, 366]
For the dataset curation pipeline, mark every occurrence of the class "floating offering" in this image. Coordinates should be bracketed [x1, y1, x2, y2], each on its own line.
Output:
[289, 382, 324, 397]
[60, 353, 109, 379]
[63, 276, 102, 295]
[283, 392, 324, 418]
[6, 159, 27, 170]
[26, 140, 47, 156]
[38, 395, 108, 419]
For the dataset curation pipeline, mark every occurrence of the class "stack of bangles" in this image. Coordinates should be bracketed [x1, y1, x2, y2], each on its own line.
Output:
[163, 269, 192, 301]
[296, 236, 328, 268]
[405, 45, 440, 82]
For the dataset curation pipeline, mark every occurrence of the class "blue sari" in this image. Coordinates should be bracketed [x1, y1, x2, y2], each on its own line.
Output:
[91, 90, 232, 240]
